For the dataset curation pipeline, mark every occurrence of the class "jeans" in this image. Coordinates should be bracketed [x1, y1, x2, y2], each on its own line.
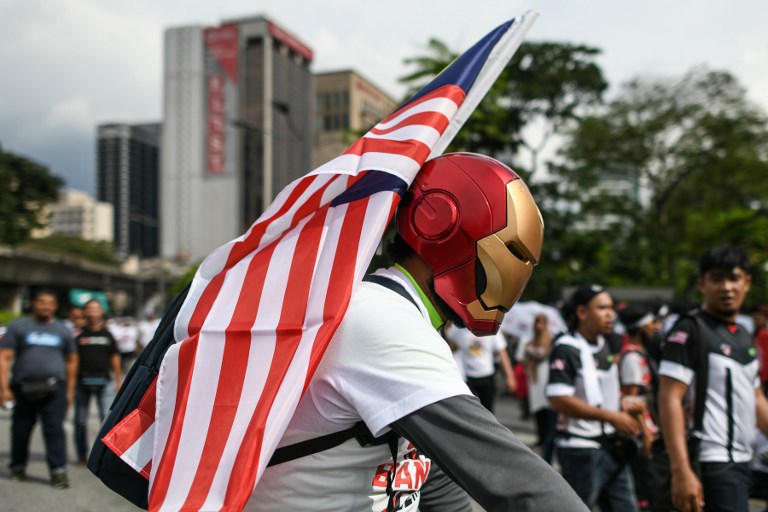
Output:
[74, 382, 108, 460]
[534, 408, 557, 464]
[9, 381, 68, 474]
[700, 461, 750, 512]
[558, 446, 639, 512]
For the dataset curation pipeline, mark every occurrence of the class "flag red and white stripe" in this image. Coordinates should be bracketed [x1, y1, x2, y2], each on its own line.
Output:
[102, 12, 538, 510]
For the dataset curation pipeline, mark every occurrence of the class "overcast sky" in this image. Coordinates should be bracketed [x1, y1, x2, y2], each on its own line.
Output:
[1, 0, 767, 195]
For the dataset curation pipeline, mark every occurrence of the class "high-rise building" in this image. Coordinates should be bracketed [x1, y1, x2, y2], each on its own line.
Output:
[49, 189, 114, 242]
[97, 122, 161, 258]
[162, 16, 313, 262]
[31, 189, 114, 243]
[312, 70, 397, 168]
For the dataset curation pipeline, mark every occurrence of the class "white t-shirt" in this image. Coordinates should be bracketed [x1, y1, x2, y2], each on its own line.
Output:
[248, 270, 471, 512]
[445, 325, 506, 379]
[137, 318, 160, 348]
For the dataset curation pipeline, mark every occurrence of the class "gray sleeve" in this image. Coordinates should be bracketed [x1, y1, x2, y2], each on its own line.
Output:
[0, 322, 19, 350]
[417, 460, 473, 512]
[390, 394, 587, 512]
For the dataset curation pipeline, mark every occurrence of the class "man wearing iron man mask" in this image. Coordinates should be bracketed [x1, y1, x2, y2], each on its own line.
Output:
[252, 153, 585, 512]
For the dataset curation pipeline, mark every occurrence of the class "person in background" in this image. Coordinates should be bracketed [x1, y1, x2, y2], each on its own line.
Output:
[114, 317, 140, 372]
[74, 299, 122, 464]
[137, 313, 161, 349]
[617, 303, 661, 512]
[443, 322, 517, 413]
[547, 284, 642, 511]
[516, 313, 557, 463]
[0, 289, 77, 489]
[658, 245, 768, 512]
[753, 304, 768, 395]
[63, 306, 85, 335]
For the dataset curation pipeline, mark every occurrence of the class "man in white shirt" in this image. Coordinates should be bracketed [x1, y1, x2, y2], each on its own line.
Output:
[444, 323, 516, 412]
[250, 153, 586, 511]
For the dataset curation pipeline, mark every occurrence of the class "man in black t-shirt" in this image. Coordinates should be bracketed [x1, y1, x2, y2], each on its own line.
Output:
[659, 245, 768, 512]
[74, 299, 121, 464]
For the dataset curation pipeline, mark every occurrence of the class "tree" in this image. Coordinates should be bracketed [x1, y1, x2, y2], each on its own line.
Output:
[22, 234, 119, 266]
[556, 68, 768, 299]
[0, 145, 63, 245]
[401, 41, 608, 180]
[397, 41, 609, 300]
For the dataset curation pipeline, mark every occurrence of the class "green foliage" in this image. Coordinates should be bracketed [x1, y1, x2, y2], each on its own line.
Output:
[401, 41, 607, 179]
[400, 38, 768, 304]
[167, 263, 200, 301]
[0, 310, 19, 326]
[0, 145, 63, 245]
[555, 68, 768, 300]
[22, 234, 119, 266]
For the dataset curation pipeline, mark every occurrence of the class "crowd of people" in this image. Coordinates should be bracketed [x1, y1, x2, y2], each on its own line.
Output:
[442, 244, 768, 512]
[1, 154, 768, 512]
[0, 293, 159, 489]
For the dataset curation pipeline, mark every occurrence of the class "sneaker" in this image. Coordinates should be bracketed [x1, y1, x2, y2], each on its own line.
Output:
[50, 473, 70, 489]
[9, 469, 26, 482]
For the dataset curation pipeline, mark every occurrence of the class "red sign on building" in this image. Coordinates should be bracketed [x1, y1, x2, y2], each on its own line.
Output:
[204, 25, 239, 175]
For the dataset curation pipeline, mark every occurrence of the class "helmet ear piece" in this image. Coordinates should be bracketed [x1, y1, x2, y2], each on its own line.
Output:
[410, 191, 459, 241]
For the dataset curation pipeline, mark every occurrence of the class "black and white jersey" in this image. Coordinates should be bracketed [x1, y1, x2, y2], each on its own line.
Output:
[546, 332, 620, 449]
[659, 311, 759, 463]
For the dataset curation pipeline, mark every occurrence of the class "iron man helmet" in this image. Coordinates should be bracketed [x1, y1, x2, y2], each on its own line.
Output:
[396, 153, 544, 334]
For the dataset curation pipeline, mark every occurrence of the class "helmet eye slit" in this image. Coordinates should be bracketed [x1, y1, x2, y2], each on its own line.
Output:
[506, 242, 529, 264]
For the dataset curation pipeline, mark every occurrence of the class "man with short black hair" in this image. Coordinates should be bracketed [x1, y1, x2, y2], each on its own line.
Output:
[658, 245, 768, 512]
[547, 284, 642, 511]
[74, 299, 121, 464]
[0, 289, 78, 488]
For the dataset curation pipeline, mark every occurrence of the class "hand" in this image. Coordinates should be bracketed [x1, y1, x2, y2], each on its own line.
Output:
[66, 388, 75, 409]
[0, 388, 14, 406]
[114, 381, 121, 394]
[621, 396, 646, 415]
[608, 411, 642, 436]
[671, 468, 704, 512]
[642, 431, 654, 458]
[506, 375, 518, 395]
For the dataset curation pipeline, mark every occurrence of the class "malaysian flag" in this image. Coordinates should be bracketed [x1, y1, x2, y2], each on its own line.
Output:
[103, 12, 538, 511]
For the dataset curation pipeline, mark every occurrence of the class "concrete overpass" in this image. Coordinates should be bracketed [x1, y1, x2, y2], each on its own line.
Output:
[0, 246, 167, 316]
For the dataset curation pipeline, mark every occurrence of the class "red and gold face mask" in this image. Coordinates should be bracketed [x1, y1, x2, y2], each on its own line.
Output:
[398, 153, 544, 335]
[467, 179, 543, 327]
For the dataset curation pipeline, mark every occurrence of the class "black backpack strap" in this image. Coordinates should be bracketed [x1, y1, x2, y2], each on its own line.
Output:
[363, 274, 418, 310]
[267, 421, 399, 467]
[265, 276, 408, 472]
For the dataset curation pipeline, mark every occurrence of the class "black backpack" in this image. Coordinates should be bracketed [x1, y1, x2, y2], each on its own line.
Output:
[88, 276, 409, 509]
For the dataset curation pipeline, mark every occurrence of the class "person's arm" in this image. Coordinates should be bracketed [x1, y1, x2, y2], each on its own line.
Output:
[391, 394, 588, 512]
[0, 348, 15, 404]
[111, 353, 122, 392]
[548, 395, 640, 436]
[65, 352, 78, 408]
[496, 348, 517, 394]
[658, 376, 703, 512]
[757, 387, 768, 436]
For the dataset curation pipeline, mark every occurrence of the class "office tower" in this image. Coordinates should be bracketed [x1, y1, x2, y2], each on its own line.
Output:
[97, 122, 160, 258]
[45, 189, 114, 242]
[312, 70, 397, 168]
[162, 16, 313, 262]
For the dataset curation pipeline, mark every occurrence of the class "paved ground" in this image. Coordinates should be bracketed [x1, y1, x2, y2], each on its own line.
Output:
[0, 390, 764, 511]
